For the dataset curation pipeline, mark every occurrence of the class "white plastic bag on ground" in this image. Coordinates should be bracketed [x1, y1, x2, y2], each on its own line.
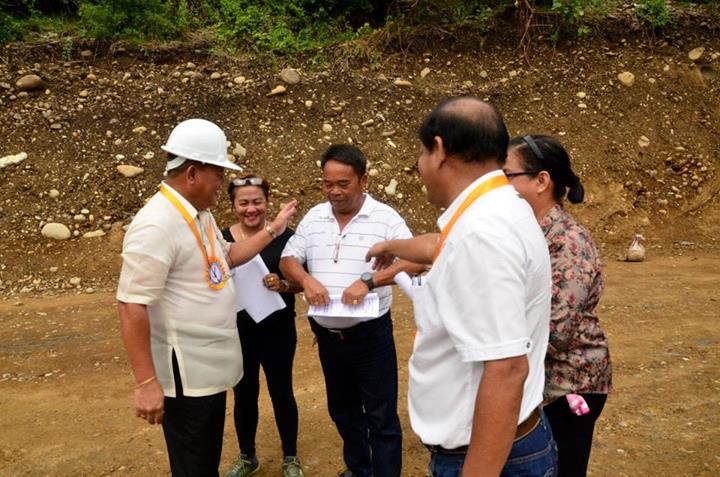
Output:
[627, 234, 646, 262]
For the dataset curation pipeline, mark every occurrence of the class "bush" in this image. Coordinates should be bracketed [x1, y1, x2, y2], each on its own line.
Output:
[0, 10, 27, 44]
[78, 0, 186, 41]
[216, 0, 362, 55]
[636, 0, 671, 29]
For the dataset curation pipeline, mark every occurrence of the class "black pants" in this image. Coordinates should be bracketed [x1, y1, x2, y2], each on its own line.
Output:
[310, 313, 403, 477]
[544, 393, 608, 477]
[163, 353, 226, 477]
[233, 312, 299, 458]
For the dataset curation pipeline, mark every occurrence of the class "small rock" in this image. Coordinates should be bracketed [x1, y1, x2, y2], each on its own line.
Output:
[420, 67, 431, 79]
[233, 76, 246, 84]
[41, 223, 71, 240]
[132, 126, 147, 134]
[361, 119, 375, 127]
[638, 136, 650, 148]
[79, 89, 89, 97]
[384, 179, 398, 196]
[617, 71, 635, 87]
[576, 92, 587, 99]
[49, 266, 59, 273]
[117, 165, 144, 178]
[186, 62, 196, 69]
[50, 123, 62, 130]
[85, 287, 95, 294]
[86, 73, 97, 81]
[304, 100, 313, 108]
[479, 71, 488, 78]
[73, 214, 87, 223]
[233, 144, 247, 158]
[688, 47, 705, 62]
[16, 74, 45, 91]
[0, 152, 27, 169]
[368, 168, 379, 177]
[393, 79, 412, 87]
[322, 123, 333, 133]
[122, 72, 131, 81]
[267, 85, 287, 97]
[83, 230, 106, 238]
[69, 277, 82, 286]
[279, 68, 301, 84]
[80, 49, 93, 58]
[578, 103, 587, 109]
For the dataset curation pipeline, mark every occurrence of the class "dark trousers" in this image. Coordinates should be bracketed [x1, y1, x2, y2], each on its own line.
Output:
[162, 353, 227, 477]
[544, 393, 608, 477]
[310, 312, 403, 477]
[233, 312, 299, 457]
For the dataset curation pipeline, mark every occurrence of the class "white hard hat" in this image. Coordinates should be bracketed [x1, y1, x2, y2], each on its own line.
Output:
[161, 118, 242, 172]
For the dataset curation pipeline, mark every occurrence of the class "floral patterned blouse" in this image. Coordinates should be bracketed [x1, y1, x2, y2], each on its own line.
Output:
[540, 204, 612, 402]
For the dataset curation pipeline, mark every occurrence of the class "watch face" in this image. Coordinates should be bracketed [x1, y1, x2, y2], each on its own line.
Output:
[361, 272, 372, 281]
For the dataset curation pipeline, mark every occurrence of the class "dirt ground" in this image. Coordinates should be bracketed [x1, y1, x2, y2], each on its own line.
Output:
[1, 251, 718, 477]
[1, 10, 720, 477]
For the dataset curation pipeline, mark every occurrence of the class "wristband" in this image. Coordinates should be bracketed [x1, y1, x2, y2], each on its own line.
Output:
[265, 225, 277, 239]
[135, 375, 157, 389]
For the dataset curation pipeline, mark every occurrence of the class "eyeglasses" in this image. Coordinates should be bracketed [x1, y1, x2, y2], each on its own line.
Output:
[333, 233, 347, 263]
[503, 170, 539, 180]
[232, 177, 263, 187]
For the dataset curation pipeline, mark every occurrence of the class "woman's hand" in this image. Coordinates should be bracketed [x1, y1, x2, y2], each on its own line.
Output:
[263, 273, 285, 292]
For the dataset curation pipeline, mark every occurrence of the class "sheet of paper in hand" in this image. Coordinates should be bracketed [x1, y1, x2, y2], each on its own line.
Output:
[308, 293, 380, 318]
[233, 254, 286, 323]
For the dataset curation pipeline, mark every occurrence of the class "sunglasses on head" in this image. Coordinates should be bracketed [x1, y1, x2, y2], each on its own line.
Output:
[232, 177, 264, 187]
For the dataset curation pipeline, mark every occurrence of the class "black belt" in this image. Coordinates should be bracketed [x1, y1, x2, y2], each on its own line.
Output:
[309, 311, 390, 340]
[425, 407, 542, 455]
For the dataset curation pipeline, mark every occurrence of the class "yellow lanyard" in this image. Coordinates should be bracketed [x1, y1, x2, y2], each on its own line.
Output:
[159, 184, 226, 290]
[432, 174, 509, 263]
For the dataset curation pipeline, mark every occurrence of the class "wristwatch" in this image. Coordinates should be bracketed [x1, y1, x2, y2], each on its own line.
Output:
[360, 272, 375, 290]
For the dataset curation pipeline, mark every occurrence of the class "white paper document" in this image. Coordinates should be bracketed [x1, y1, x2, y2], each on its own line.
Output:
[233, 255, 286, 323]
[308, 293, 380, 318]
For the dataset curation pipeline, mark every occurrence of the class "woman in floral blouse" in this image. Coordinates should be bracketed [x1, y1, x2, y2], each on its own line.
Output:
[504, 135, 612, 477]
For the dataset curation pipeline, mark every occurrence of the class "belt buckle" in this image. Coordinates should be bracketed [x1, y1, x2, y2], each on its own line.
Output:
[327, 328, 344, 339]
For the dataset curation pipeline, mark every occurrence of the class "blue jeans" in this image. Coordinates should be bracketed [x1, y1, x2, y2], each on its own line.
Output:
[428, 411, 558, 477]
[310, 313, 402, 477]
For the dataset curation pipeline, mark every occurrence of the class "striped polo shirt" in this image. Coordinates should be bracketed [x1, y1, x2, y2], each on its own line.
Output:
[281, 193, 412, 329]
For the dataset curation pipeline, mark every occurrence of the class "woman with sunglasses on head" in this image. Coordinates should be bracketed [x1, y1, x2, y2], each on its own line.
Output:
[505, 136, 612, 477]
[222, 175, 304, 477]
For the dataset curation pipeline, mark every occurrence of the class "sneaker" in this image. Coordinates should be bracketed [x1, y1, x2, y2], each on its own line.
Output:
[283, 456, 304, 477]
[224, 454, 260, 477]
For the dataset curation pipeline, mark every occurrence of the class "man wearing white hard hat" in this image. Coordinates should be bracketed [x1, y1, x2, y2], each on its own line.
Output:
[117, 118, 297, 477]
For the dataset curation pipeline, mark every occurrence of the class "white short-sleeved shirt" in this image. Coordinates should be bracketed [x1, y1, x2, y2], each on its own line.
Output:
[282, 193, 412, 329]
[116, 183, 242, 397]
[408, 170, 551, 449]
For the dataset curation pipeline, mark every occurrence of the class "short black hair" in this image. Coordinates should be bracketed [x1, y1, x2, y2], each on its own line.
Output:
[320, 144, 367, 177]
[508, 135, 585, 204]
[418, 97, 509, 165]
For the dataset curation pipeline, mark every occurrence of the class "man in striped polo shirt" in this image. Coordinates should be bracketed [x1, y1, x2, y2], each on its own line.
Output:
[280, 144, 418, 477]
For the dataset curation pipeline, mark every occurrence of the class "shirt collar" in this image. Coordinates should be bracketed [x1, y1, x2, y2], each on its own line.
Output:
[437, 169, 506, 230]
[161, 181, 200, 220]
[540, 203, 564, 237]
[319, 193, 377, 220]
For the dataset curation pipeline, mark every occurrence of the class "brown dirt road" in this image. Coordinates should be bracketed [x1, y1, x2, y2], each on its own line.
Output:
[1, 252, 718, 476]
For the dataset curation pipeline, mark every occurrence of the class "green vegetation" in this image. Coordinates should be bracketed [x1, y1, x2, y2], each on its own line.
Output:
[0, 0, 714, 51]
[635, 0, 671, 29]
